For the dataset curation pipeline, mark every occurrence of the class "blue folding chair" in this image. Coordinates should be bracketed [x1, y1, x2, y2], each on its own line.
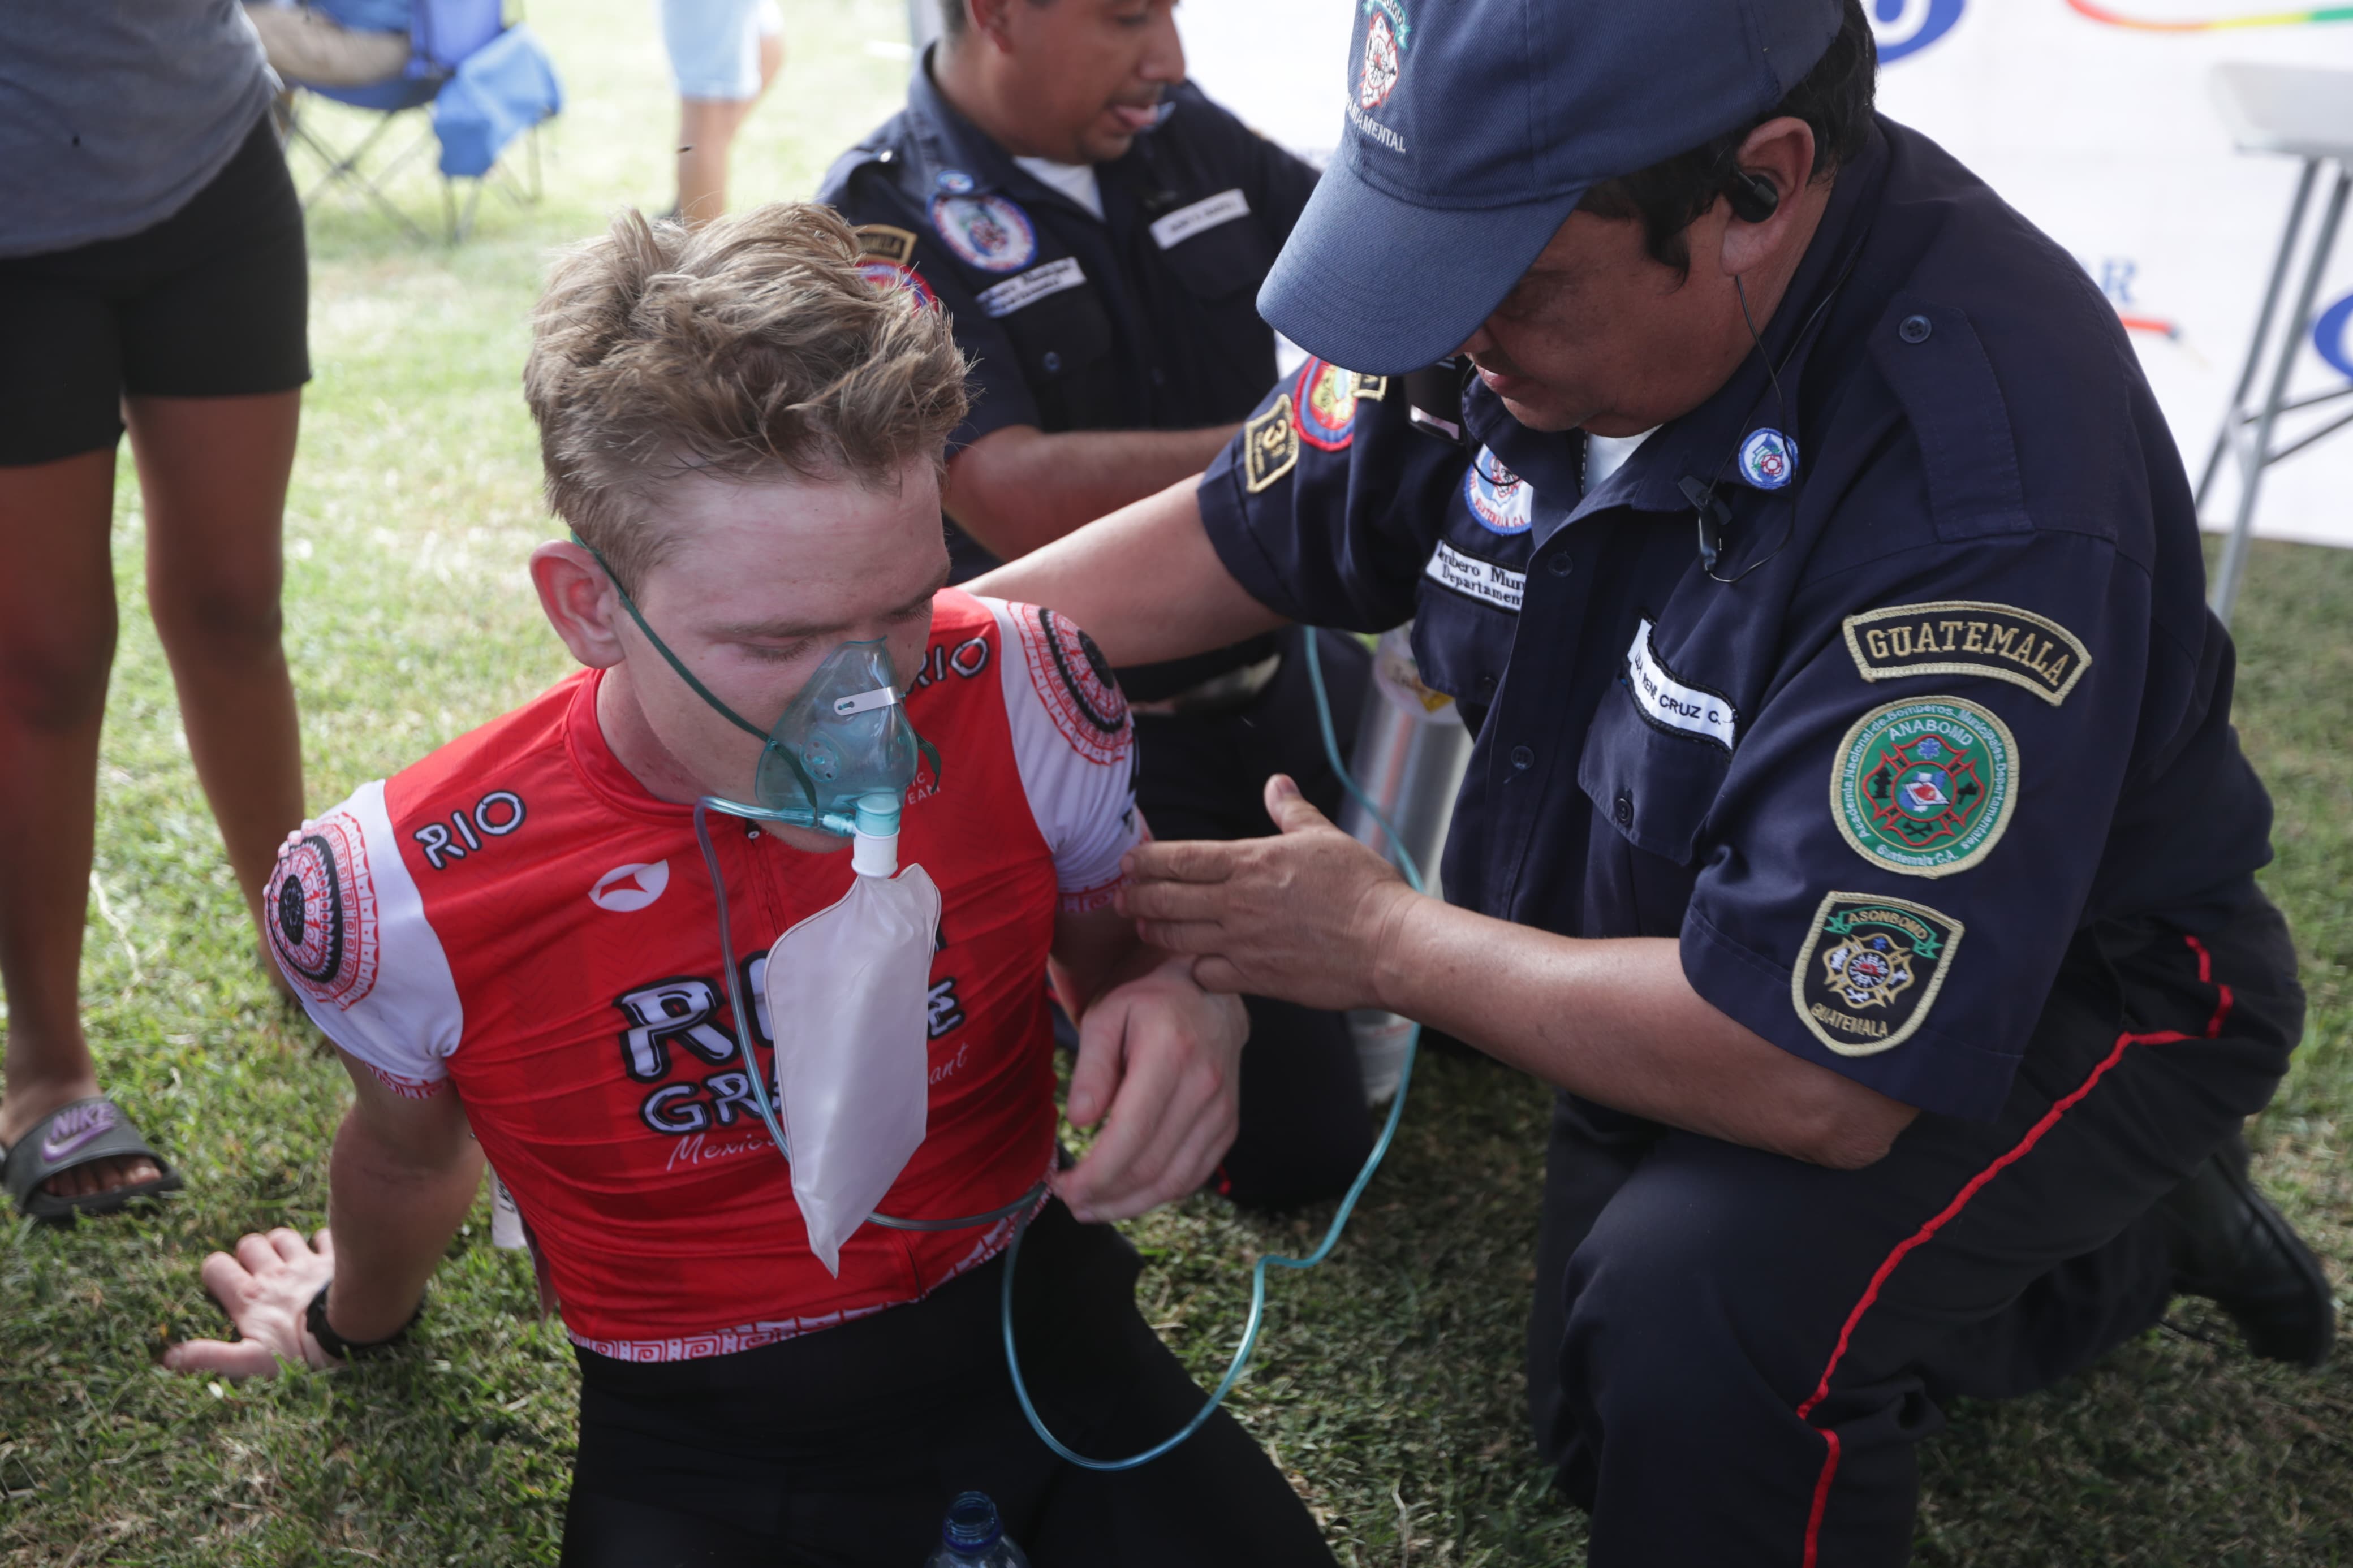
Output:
[282, 0, 562, 243]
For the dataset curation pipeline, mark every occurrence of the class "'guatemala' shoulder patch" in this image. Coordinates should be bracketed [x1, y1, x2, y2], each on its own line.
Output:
[928, 192, 1037, 273]
[1791, 891, 1964, 1056]
[1841, 601, 2092, 706]
[1738, 428, 1797, 489]
[1463, 447, 1536, 534]
[852, 223, 917, 265]
[1831, 696, 2018, 878]
[1294, 360, 1378, 451]
[1243, 395, 1300, 494]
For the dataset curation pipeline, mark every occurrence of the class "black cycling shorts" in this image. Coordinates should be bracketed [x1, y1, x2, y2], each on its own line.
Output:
[0, 113, 310, 467]
[559, 1202, 1337, 1568]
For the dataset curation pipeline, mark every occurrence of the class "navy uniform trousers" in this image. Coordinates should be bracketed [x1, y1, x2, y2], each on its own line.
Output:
[1527, 897, 2303, 1566]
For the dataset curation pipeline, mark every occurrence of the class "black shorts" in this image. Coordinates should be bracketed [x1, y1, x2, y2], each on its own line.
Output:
[560, 1202, 1336, 1568]
[0, 113, 310, 467]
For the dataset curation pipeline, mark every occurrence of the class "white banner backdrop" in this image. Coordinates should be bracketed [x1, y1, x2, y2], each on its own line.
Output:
[1178, 1, 2353, 548]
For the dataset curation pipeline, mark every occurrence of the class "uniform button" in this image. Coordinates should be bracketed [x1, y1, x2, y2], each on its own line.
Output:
[1548, 553, 1574, 577]
[1042, 351, 1063, 373]
[1899, 314, 1933, 344]
[1475, 673, 1497, 699]
[1511, 745, 1535, 770]
[1614, 791, 1633, 826]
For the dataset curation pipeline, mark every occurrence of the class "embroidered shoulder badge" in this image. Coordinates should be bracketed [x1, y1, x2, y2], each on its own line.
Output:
[1016, 606, 1130, 766]
[852, 223, 917, 265]
[928, 192, 1037, 273]
[856, 258, 938, 310]
[1243, 394, 1300, 493]
[1791, 891, 1964, 1056]
[1294, 360, 1385, 451]
[272, 812, 381, 1010]
[1841, 601, 2091, 706]
[1831, 696, 2018, 878]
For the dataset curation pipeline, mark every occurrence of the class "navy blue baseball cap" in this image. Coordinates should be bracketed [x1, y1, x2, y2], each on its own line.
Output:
[1261, 0, 1846, 376]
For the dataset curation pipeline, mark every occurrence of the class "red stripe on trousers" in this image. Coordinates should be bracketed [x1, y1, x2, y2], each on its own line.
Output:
[1795, 935, 2233, 1566]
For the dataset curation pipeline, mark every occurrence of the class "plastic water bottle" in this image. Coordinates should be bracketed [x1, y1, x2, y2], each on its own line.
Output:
[925, 1491, 1029, 1567]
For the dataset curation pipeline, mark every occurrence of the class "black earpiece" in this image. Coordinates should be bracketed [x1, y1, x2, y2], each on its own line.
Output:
[1723, 169, 1779, 224]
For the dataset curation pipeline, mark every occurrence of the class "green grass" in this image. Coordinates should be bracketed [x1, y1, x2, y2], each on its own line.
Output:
[4, 1, 2352, 1560]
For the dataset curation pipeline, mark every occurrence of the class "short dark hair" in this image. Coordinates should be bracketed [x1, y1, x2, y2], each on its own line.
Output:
[1576, 0, 1877, 274]
[936, 0, 1054, 42]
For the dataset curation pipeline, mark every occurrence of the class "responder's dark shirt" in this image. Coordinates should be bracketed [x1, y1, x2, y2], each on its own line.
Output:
[818, 56, 1317, 696]
[1195, 116, 2277, 1122]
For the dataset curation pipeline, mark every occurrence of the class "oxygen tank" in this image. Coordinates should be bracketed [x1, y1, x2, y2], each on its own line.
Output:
[1335, 625, 1470, 1103]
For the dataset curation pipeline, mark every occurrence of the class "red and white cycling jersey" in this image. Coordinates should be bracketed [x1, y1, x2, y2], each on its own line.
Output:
[267, 591, 1142, 1360]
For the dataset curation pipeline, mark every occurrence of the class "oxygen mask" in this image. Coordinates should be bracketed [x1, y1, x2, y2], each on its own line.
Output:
[580, 540, 941, 835]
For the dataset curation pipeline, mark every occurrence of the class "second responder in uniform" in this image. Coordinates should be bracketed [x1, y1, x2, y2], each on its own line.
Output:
[817, 0, 1376, 1208]
[979, 0, 2337, 1561]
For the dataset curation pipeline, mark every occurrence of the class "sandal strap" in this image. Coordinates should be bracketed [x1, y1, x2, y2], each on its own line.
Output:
[3, 1096, 171, 1208]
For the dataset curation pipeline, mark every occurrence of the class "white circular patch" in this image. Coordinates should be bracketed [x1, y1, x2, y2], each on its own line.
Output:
[1739, 428, 1797, 490]
[928, 193, 1037, 274]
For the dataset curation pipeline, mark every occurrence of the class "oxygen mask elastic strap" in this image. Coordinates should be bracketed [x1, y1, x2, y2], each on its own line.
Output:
[575, 538, 940, 835]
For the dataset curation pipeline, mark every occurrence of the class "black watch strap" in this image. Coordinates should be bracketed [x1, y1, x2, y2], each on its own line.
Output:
[305, 1281, 421, 1360]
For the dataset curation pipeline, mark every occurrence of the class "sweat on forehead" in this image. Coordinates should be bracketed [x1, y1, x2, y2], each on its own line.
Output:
[522, 201, 970, 594]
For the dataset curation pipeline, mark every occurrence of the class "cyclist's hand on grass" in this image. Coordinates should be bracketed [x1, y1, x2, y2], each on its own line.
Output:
[165, 1227, 337, 1379]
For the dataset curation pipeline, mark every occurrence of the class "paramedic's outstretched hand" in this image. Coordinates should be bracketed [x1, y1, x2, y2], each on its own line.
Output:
[164, 1228, 338, 1379]
[1057, 953, 1248, 1224]
[1122, 775, 1416, 1013]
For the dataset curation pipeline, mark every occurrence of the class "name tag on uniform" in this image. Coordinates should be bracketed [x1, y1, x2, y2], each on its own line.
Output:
[1150, 188, 1250, 250]
[1625, 618, 1737, 750]
[975, 256, 1087, 318]
[1424, 540, 1524, 612]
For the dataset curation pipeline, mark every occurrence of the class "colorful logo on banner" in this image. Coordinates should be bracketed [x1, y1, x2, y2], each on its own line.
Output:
[2063, 1, 2353, 32]
[1872, 0, 1968, 61]
[2315, 292, 2353, 381]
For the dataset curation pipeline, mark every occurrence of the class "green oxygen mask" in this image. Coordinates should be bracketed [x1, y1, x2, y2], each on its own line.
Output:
[579, 540, 941, 836]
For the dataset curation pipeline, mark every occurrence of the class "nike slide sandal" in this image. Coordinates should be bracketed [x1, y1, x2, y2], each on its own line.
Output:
[2, 1096, 183, 1221]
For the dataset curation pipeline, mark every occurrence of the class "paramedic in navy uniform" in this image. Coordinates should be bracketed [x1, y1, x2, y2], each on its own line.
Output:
[818, 0, 1377, 1209]
[975, 0, 2338, 1560]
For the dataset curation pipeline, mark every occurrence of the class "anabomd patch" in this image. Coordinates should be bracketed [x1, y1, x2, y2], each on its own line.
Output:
[1830, 696, 2018, 877]
[1791, 891, 1964, 1056]
[1841, 601, 2091, 706]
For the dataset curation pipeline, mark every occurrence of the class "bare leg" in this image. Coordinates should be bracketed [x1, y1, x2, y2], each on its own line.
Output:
[0, 448, 161, 1199]
[127, 390, 306, 961]
[675, 97, 753, 224]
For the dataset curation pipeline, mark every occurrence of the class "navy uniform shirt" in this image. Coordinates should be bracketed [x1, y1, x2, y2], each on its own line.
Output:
[818, 57, 1317, 601]
[1196, 118, 2276, 1122]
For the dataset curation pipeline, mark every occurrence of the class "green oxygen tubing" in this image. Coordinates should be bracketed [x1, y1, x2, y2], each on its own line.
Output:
[1001, 629, 1427, 1471]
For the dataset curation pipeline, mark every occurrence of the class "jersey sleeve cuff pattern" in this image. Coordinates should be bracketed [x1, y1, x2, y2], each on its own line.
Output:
[265, 779, 464, 1088]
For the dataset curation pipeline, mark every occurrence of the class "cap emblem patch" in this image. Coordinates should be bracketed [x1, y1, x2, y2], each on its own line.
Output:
[1791, 892, 1964, 1056]
[934, 169, 976, 195]
[1358, 8, 1403, 109]
[1831, 696, 2018, 878]
[928, 192, 1037, 273]
[1738, 427, 1797, 489]
[1463, 447, 1535, 534]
